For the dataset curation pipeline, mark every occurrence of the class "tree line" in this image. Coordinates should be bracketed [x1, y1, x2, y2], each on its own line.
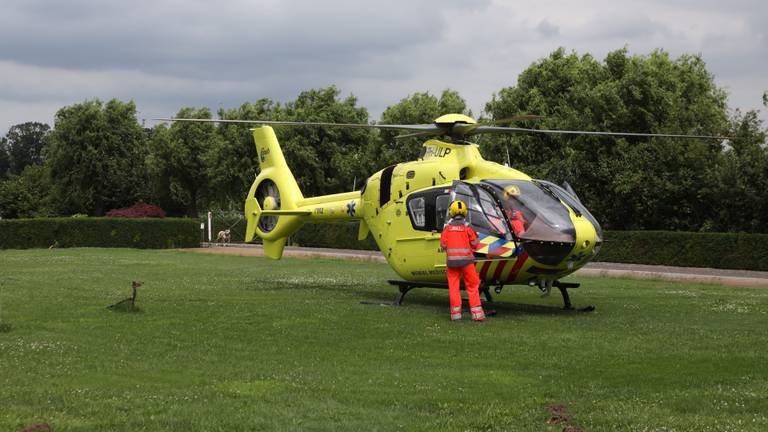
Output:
[1, 48, 766, 233]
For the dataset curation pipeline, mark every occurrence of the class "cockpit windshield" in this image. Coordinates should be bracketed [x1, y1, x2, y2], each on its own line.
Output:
[450, 182, 511, 239]
[481, 180, 576, 243]
[534, 180, 603, 242]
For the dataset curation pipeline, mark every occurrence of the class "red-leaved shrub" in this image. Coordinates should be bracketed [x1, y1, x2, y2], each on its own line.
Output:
[106, 203, 166, 218]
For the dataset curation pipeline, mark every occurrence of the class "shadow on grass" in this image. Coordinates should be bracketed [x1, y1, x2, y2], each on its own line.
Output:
[252, 281, 596, 317]
[0, 322, 12, 333]
[359, 290, 596, 317]
[107, 300, 143, 313]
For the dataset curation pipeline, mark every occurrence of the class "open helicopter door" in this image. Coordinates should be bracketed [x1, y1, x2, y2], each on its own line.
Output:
[448, 181, 521, 261]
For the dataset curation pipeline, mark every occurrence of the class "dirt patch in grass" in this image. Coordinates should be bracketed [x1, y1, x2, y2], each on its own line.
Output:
[183, 246, 387, 263]
[546, 404, 583, 431]
[546, 404, 572, 424]
[21, 423, 52, 432]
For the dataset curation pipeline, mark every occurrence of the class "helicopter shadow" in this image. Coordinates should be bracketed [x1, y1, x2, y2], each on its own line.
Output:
[248, 282, 594, 316]
[359, 290, 595, 317]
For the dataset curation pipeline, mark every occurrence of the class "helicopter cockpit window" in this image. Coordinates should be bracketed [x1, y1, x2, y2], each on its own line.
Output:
[405, 188, 451, 232]
[535, 180, 603, 242]
[451, 182, 511, 239]
[481, 180, 575, 243]
[435, 194, 450, 228]
[408, 197, 426, 228]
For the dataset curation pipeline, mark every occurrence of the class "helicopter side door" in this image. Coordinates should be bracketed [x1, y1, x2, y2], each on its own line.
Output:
[404, 187, 452, 233]
[398, 187, 453, 273]
[450, 181, 512, 241]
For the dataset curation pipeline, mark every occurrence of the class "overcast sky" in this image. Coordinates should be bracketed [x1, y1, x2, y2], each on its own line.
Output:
[1, 0, 766, 134]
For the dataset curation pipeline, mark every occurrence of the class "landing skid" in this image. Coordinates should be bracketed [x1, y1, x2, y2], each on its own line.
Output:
[372, 279, 595, 312]
[551, 280, 595, 312]
[384, 280, 495, 306]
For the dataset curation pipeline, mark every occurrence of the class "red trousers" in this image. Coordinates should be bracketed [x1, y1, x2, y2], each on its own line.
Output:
[447, 264, 485, 321]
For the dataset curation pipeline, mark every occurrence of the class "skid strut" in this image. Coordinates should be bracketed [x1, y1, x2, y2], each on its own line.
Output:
[381, 280, 593, 312]
[386, 280, 493, 306]
[552, 280, 595, 312]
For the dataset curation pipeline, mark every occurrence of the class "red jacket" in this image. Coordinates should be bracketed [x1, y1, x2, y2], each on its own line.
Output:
[440, 217, 480, 268]
[508, 210, 527, 237]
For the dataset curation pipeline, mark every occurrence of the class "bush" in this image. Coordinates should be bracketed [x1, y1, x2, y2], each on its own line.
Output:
[597, 230, 768, 271]
[288, 224, 768, 271]
[107, 202, 166, 218]
[0, 217, 199, 249]
[291, 222, 378, 250]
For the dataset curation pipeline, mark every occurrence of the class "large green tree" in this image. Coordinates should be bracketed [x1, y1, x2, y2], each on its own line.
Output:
[46, 99, 149, 216]
[484, 48, 730, 231]
[4, 122, 50, 176]
[207, 99, 280, 208]
[0, 137, 9, 179]
[0, 164, 52, 218]
[706, 110, 768, 232]
[275, 86, 372, 196]
[147, 107, 219, 216]
[374, 89, 468, 167]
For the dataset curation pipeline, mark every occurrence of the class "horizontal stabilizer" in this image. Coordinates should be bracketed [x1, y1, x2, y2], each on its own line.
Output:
[258, 210, 313, 216]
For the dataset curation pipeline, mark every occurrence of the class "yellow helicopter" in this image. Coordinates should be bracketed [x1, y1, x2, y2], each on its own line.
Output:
[160, 114, 725, 310]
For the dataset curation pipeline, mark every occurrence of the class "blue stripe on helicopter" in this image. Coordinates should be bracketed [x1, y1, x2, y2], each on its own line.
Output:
[487, 238, 508, 253]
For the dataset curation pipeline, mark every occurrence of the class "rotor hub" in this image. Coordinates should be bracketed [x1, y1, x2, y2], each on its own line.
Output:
[263, 196, 277, 211]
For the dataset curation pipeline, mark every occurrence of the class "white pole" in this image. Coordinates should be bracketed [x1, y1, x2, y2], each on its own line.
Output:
[207, 211, 212, 243]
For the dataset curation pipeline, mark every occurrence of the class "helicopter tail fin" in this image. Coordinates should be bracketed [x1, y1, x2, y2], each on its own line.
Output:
[244, 126, 306, 259]
[243, 125, 364, 259]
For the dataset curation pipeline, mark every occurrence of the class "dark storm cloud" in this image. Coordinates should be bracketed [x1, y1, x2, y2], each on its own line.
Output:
[536, 20, 559, 38]
[0, 0, 765, 133]
[0, 0, 487, 81]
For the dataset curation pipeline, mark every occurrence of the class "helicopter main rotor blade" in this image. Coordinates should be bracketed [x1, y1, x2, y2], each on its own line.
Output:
[394, 130, 444, 140]
[152, 117, 438, 133]
[393, 115, 542, 139]
[153, 117, 729, 140]
[486, 114, 543, 125]
[471, 126, 730, 140]
[394, 122, 487, 140]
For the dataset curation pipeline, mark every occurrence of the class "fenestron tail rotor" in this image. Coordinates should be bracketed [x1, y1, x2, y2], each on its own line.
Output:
[254, 179, 281, 233]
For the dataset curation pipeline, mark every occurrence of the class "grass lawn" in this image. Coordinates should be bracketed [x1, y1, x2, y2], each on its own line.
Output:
[1, 248, 767, 431]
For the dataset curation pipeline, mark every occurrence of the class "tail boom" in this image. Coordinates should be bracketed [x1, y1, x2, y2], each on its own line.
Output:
[244, 126, 364, 259]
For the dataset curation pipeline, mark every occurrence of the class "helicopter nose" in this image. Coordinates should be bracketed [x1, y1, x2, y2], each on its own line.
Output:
[568, 217, 599, 269]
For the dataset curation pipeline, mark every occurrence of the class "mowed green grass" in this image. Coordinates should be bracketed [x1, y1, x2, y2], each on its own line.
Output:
[1, 249, 767, 432]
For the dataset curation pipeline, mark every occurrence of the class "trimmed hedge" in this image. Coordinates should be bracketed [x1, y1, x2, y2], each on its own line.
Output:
[597, 230, 768, 271]
[9, 216, 764, 271]
[0, 217, 200, 249]
[291, 222, 378, 250]
[288, 224, 768, 271]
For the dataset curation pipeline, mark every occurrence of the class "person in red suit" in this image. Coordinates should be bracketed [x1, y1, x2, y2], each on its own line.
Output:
[508, 209, 527, 238]
[440, 200, 486, 321]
